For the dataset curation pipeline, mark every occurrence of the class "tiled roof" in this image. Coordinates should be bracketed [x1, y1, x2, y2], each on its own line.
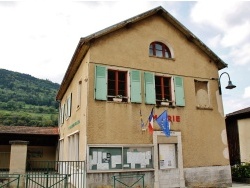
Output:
[0, 126, 59, 135]
[226, 107, 250, 117]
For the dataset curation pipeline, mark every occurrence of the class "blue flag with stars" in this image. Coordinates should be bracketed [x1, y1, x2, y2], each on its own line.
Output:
[156, 110, 170, 137]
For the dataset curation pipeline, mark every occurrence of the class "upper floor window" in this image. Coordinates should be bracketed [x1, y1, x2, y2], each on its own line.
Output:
[144, 72, 185, 107]
[95, 65, 142, 103]
[95, 66, 185, 106]
[107, 70, 127, 102]
[149, 42, 171, 58]
[155, 76, 172, 104]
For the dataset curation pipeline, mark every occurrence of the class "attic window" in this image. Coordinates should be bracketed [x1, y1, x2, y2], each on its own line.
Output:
[149, 42, 171, 58]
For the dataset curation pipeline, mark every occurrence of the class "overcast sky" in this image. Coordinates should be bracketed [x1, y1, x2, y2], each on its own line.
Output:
[0, 1, 249, 115]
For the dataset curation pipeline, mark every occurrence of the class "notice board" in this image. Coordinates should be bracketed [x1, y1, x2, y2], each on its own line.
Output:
[159, 144, 177, 169]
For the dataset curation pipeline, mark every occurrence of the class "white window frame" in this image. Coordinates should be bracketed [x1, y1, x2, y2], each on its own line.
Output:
[107, 66, 131, 102]
[155, 73, 175, 106]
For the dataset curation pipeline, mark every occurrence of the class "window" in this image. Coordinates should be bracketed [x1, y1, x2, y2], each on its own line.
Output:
[59, 139, 64, 161]
[149, 42, 171, 58]
[59, 104, 64, 125]
[144, 72, 185, 106]
[107, 69, 128, 102]
[64, 93, 72, 120]
[88, 145, 153, 171]
[68, 132, 79, 161]
[95, 66, 142, 103]
[195, 80, 210, 108]
[155, 76, 172, 105]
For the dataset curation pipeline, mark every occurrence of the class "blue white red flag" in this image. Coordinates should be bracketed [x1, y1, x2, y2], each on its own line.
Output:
[156, 110, 170, 137]
[148, 108, 154, 134]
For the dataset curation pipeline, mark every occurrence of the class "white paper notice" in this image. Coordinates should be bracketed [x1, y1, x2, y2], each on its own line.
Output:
[93, 152, 97, 164]
[102, 152, 107, 159]
[146, 151, 151, 159]
[98, 151, 102, 164]
[97, 163, 109, 170]
[111, 155, 121, 168]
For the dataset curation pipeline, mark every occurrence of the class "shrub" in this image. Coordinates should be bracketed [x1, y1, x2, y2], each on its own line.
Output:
[232, 162, 250, 178]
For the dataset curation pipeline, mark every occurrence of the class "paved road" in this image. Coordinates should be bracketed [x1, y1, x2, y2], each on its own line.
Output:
[232, 182, 250, 187]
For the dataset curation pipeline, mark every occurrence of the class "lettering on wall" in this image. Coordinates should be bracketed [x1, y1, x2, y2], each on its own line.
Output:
[168, 115, 180, 122]
[68, 120, 80, 129]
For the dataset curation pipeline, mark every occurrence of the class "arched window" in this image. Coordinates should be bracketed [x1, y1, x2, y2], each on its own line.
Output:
[149, 42, 171, 58]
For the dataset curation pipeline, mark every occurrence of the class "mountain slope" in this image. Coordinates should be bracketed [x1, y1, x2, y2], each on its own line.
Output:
[0, 68, 60, 127]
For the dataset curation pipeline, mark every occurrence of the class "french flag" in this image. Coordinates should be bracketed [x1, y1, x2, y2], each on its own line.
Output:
[148, 108, 154, 134]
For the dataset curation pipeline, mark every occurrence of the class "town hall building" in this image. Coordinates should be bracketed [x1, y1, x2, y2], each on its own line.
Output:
[56, 6, 232, 187]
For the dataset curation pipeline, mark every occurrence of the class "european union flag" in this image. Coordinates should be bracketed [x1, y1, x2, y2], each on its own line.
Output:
[156, 110, 170, 137]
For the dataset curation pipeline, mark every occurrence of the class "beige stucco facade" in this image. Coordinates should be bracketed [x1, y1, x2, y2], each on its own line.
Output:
[57, 7, 231, 187]
[238, 118, 250, 162]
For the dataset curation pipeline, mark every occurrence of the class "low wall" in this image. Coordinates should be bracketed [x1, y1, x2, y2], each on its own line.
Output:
[87, 171, 154, 188]
[184, 165, 232, 187]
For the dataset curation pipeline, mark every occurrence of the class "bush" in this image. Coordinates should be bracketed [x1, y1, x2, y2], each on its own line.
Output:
[232, 162, 250, 178]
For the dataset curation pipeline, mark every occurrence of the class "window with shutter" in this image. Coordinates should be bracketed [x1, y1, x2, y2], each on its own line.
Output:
[144, 72, 185, 107]
[95, 65, 130, 102]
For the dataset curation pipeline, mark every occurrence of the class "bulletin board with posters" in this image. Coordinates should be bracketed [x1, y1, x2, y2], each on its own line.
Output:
[159, 144, 177, 169]
[88, 146, 153, 172]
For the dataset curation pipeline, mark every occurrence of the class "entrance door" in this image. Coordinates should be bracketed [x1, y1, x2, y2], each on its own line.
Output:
[153, 131, 185, 188]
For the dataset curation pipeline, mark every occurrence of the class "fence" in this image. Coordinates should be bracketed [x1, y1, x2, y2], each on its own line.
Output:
[113, 174, 145, 188]
[0, 160, 85, 188]
[26, 161, 85, 188]
[0, 174, 20, 188]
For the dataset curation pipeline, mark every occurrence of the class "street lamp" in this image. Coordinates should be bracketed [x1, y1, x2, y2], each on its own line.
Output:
[219, 72, 236, 95]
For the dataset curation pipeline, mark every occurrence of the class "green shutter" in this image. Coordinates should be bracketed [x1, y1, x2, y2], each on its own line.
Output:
[174, 76, 185, 106]
[130, 70, 141, 103]
[144, 72, 156, 104]
[95, 65, 107, 100]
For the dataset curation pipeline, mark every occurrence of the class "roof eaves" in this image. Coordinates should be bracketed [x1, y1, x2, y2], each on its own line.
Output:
[80, 6, 163, 43]
[56, 40, 90, 100]
[226, 107, 250, 117]
[57, 6, 228, 100]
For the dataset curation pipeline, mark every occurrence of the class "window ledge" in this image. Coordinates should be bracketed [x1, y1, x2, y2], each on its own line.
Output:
[196, 106, 213, 110]
[149, 55, 175, 61]
[87, 168, 155, 174]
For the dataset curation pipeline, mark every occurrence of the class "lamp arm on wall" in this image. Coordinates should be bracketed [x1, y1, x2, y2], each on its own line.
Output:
[218, 72, 236, 95]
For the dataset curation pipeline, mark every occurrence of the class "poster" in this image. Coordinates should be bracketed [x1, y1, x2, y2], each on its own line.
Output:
[159, 144, 176, 169]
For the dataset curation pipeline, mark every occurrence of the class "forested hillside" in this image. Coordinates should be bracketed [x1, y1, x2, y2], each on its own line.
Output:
[0, 69, 60, 127]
